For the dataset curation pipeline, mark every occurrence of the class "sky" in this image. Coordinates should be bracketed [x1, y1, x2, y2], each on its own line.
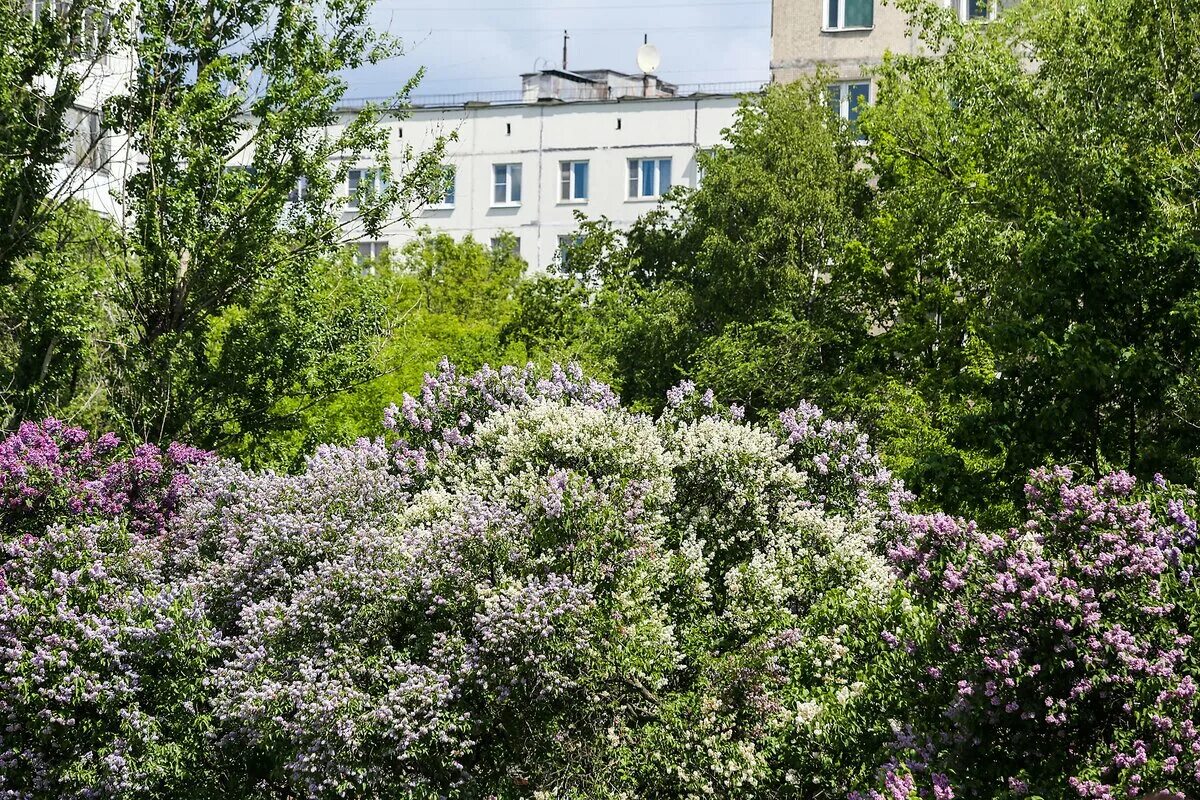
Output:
[343, 0, 772, 102]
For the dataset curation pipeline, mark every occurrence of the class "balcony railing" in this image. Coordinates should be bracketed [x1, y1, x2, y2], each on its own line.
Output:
[335, 81, 765, 112]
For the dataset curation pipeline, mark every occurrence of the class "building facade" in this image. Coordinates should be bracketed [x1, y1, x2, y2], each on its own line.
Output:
[45, 24, 751, 273]
[771, 0, 1003, 119]
[335, 70, 749, 271]
[29, 0, 136, 220]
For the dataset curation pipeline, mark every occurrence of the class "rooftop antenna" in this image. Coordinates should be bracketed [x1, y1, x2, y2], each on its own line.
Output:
[562, 30, 569, 71]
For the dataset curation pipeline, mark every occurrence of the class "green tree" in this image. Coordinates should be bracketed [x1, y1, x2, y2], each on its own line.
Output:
[0, 201, 118, 429]
[0, 0, 124, 284]
[550, 78, 877, 416]
[106, 0, 446, 445]
[407, 229, 524, 319]
[865, 0, 1200, 507]
[243, 231, 533, 468]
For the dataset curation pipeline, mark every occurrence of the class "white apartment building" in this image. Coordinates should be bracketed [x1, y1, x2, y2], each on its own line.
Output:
[335, 69, 752, 271]
[771, 0, 1010, 122]
[42, 26, 752, 273]
[29, 0, 136, 220]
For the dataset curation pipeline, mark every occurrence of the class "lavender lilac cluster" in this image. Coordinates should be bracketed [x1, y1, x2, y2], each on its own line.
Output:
[4, 365, 1198, 800]
[859, 468, 1199, 799]
[0, 422, 214, 800]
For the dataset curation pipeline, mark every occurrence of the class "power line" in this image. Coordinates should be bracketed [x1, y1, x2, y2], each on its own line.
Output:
[384, 1, 766, 8]
[395, 24, 769, 32]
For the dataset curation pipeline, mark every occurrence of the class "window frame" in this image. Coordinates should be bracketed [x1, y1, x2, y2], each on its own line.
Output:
[86, 110, 108, 170]
[823, 0, 874, 31]
[556, 233, 583, 269]
[492, 162, 523, 206]
[490, 235, 521, 256]
[354, 240, 389, 266]
[627, 157, 672, 201]
[828, 81, 872, 122]
[955, 0, 996, 22]
[347, 167, 385, 209]
[559, 160, 589, 204]
[430, 164, 456, 208]
[287, 176, 309, 204]
[67, 106, 109, 172]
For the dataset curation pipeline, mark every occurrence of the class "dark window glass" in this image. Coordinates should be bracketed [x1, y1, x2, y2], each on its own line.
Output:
[844, 0, 872, 27]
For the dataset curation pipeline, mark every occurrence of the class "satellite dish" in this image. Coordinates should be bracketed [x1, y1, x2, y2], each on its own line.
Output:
[636, 43, 661, 74]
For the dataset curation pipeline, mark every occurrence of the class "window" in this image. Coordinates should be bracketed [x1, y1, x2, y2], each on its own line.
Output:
[493, 163, 522, 205]
[491, 235, 520, 256]
[432, 164, 455, 207]
[828, 81, 871, 127]
[557, 234, 582, 269]
[347, 168, 385, 208]
[86, 110, 109, 169]
[66, 107, 108, 171]
[628, 158, 671, 200]
[825, 0, 873, 29]
[559, 160, 589, 203]
[69, 7, 111, 59]
[87, 10, 113, 62]
[31, 1, 111, 61]
[958, 0, 995, 21]
[695, 147, 723, 186]
[287, 177, 309, 203]
[354, 241, 388, 266]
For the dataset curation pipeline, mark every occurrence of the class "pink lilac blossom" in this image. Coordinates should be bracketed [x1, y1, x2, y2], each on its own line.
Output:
[0, 422, 214, 800]
[867, 467, 1199, 799]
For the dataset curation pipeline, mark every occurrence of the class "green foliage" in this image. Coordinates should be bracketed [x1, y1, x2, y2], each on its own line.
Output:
[0, 202, 117, 430]
[557, 79, 876, 417]
[198, 254, 388, 465]
[502, 273, 613, 373]
[864, 0, 1200, 511]
[104, 0, 446, 445]
[406, 229, 524, 319]
[244, 231, 541, 468]
[0, 0, 123, 283]
[7, 0, 1200, 540]
[542, 0, 1200, 522]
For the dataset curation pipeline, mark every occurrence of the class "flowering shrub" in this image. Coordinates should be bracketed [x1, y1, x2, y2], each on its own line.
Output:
[858, 468, 1200, 800]
[7, 368, 1197, 800]
[0, 422, 215, 800]
[173, 362, 908, 799]
[0, 418, 210, 539]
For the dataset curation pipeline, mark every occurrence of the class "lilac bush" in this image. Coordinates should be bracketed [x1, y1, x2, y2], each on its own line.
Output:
[7, 370, 1196, 800]
[857, 468, 1200, 799]
[382, 359, 619, 488]
[0, 418, 210, 539]
[173, 362, 908, 799]
[0, 422, 215, 800]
